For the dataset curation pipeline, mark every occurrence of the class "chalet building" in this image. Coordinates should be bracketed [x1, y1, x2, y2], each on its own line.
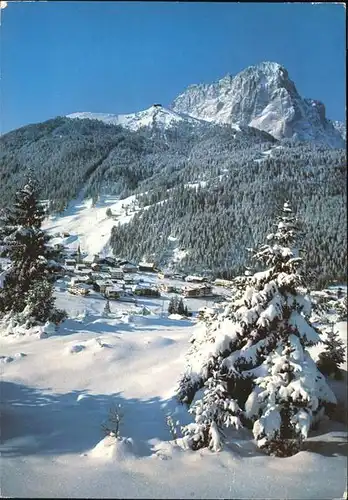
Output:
[68, 283, 91, 296]
[104, 284, 124, 299]
[213, 278, 234, 288]
[76, 263, 87, 271]
[181, 284, 213, 298]
[173, 273, 187, 281]
[100, 265, 111, 273]
[64, 258, 76, 268]
[99, 257, 116, 267]
[98, 272, 112, 280]
[158, 270, 173, 279]
[159, 283, 178, 293]
[94, 279, 114, 294]
[75, 268, 91, 277]
[132, 284, 160, 297]
[185, 275, 208, 284]
[70, 276, 90, 286]
[121, 262, 138, 273]
[123, 274, 136, 284]
[138, 262, 156, 272]
[110, 268, 124, 280]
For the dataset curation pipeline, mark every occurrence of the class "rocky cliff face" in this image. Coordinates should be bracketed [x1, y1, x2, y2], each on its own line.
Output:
[171, 62, 345, 148]
[331, 120, 346, 141]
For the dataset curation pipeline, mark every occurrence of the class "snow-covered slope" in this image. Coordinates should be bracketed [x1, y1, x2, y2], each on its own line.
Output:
[172, 62, 345, 148]
[67, 105, 204, 131]
[1, 287, 347, 498]
[42, 194, 139, 261]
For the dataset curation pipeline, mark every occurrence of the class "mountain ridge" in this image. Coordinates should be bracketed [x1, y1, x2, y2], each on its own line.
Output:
[171, 61, 345, 148]
[67, 105, 206, 131]
[66, 62, 345, 149]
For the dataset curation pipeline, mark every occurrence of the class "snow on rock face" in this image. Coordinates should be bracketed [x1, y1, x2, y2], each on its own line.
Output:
[331, 120, 346, 141]
[172, 61, 345, 148]
[67, 105, 204, 132]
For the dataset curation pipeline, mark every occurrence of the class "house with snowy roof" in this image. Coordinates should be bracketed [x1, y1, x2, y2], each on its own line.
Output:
[138, 262, 156, 272]
[120, 262, 138, 273]
[185, 275, 208, 283]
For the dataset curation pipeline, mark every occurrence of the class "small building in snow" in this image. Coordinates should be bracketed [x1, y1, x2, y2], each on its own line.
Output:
[132, 284, 160, 297]
[158, 270, 173, 279]
[110, 268, 124, 280]
[91, 262, 101, 271]
[185, 275, 208, 283]
[104, 284, 124, 300]
[68, 283, 91, 296]
[94, 279, 114, 294]
[121, 262, 138, 273]
[138, 262, 156, 272]
[70, 276, 90, 286]
[159, 283, 178, 293]
[182, 284, 213, 298]
[99, 257, 116, 267]
[65, 258, 76, 267]
[213, 278, 234, 288]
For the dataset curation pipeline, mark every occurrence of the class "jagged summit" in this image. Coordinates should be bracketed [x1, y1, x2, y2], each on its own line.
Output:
[171, 61, 345, 148]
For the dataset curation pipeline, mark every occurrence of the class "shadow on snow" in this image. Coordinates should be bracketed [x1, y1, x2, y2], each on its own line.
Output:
[0, 380, 182, 458]
[57, 314, 193, 337]
[1, 378, 347, 461]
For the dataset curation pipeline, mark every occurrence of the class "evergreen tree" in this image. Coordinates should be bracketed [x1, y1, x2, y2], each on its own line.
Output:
[0, 178, 63, 325]
[76, 244, 82, 263]
[248, 338, 323, 457]
[103, 299, 111, 316]
[168, 296, 177, 315]
[317, 323, 346, 379]
[177, 297, 185, 316]
[177, 202, 336, 456]
[168, 296, 188, 316]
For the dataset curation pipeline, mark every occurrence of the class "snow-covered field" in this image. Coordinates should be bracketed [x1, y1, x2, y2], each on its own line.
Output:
[1, 284, 347, 499]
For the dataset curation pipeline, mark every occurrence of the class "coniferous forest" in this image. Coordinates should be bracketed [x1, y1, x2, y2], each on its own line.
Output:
[0, 117, 346, 288]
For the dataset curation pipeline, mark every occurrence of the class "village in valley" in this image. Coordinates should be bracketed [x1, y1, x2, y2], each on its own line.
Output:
[44, 231, 232, 319]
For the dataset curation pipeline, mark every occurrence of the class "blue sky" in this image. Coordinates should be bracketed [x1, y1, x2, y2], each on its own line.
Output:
[1, 2, 346, 133]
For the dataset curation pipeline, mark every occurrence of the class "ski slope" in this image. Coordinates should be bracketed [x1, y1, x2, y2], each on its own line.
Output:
[42, 194, 138, 261]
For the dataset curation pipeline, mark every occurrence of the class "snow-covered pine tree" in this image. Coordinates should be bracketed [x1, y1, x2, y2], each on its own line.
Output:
[317, 323, 346, 379]
[177, 202, 336, 456]
[0, 177, 64, 326]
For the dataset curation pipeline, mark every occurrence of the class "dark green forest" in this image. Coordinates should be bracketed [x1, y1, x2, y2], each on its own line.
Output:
[0, 117, 346, 288]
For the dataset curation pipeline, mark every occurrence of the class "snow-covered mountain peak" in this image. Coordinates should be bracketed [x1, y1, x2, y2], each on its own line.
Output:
[172, 61, 345, 148]
[67, 105, 203, 131]
[67, 62, 345, 148]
